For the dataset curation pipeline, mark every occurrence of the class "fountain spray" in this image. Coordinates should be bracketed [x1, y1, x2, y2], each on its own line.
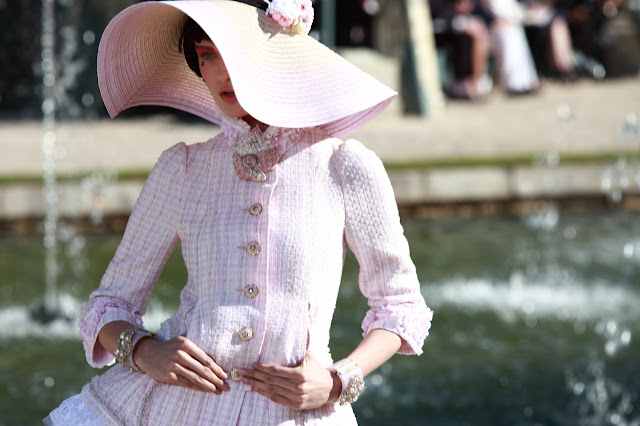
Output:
[32, 0, 62, 323]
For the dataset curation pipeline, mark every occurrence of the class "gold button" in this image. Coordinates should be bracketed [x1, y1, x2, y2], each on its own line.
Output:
[249, 203, 263, 216]
[244, 284, 259, 299]
[230, 367, 242, 382]
[238, 327, 254, 342]
[245, 241, 261, 256]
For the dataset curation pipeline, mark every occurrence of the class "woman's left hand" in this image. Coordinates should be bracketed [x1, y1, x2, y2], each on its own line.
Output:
[240, 350, 340, 410]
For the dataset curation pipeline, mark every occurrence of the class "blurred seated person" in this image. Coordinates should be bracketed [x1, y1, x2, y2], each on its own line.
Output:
[479, 0, 541, 94]
[520, 0, 577, 79]
[569, 0, 640, 78]
[430, 0, 492, 100]
[568, 0, 611, 63]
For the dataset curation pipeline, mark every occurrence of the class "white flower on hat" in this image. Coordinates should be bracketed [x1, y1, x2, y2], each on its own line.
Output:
[264, 0, 314, 35]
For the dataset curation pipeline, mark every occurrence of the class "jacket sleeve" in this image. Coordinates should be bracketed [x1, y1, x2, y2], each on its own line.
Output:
[77, 142, 187, 367]
[333, 139, 433, 355]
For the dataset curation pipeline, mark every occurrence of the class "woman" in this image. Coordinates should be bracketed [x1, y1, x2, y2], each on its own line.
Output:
[46, 1, 432, 424]
[430, 0, 492, 101]
[479, 0, 541, 94]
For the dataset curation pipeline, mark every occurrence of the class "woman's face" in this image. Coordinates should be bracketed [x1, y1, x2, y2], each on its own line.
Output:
[196, 40, 264, 128]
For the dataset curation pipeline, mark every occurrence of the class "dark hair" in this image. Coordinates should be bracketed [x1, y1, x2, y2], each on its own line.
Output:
[236, 0, 268, 10]
[180, 17, 210, 78]
[180, 1, 268, 78]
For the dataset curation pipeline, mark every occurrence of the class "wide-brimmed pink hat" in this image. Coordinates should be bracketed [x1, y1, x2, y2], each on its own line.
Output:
[97, 0, 397, 137]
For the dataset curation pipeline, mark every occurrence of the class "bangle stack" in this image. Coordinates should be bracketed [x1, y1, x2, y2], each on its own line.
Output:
[330, 359, 366, 406]
[115, 327, 155, 373]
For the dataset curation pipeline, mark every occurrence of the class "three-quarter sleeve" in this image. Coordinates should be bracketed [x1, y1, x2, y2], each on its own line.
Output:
[333, 139, 433, 355]
[77, 142, 187, 367]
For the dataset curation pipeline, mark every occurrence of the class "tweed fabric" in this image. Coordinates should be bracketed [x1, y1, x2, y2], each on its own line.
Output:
[73, 118, 432, 425]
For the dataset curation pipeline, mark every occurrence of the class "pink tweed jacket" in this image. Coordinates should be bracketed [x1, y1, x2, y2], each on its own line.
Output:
[77, 119, 432, 425]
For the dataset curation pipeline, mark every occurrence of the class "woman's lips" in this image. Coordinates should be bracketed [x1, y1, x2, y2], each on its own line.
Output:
[219, 91, 237, 104]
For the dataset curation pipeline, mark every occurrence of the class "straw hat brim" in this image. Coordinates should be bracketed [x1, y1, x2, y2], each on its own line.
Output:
[97, 0, 397, 137]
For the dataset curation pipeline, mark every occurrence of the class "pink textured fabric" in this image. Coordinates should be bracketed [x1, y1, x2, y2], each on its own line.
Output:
[73, 117, 432, 425]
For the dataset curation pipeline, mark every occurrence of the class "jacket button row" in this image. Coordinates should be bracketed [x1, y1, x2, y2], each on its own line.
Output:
[244, 284, 259, 299]
[238, 327, 254, 342]
[249, 203, 263, 216]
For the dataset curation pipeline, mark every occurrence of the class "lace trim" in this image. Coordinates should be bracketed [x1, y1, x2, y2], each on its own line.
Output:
[47, 394, 105, 426]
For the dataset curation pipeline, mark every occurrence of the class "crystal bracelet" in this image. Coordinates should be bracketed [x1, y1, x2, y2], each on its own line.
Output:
[329, 359, 366, 405]
[115, 327, 155, 373]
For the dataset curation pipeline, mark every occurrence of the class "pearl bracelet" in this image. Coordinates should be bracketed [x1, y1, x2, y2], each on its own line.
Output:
[115, 327, 155, 373]
[329, 359, 366, 405]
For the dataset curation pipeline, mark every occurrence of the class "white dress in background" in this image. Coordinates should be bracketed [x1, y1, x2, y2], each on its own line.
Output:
[484, 0, 540, 92]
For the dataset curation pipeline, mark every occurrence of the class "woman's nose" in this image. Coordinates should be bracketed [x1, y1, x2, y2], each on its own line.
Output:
[218, 61, 230, 82]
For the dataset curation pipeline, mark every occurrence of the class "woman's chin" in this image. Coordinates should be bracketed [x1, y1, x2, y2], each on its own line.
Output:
[217, 104, 248, 119]
[241, 115, 268, 130]
[212, 97, 265, 129]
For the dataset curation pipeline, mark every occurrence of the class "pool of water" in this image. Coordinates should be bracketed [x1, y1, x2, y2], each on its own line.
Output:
[2, 209, 639, 425]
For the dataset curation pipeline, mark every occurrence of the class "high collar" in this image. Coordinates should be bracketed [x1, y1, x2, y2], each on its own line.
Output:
[219, 114, 275, 140]
[219, 115, 306, 158]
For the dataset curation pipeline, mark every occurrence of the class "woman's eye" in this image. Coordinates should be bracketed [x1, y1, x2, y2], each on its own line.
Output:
[196, 49, 217, 61]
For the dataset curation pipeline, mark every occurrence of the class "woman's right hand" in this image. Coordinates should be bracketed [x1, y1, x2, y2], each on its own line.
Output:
[133, 335, 230, 394]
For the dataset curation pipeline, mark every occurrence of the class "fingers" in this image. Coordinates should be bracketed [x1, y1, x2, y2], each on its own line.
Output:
[176, 337, 228, 380]
[174, 341, 229, 391]
[251, 363, 303, 380]
[175, 353, 228, 392]
[241, 371, 303, 409]
[241, 367, 300, 393]
[240, 364, 307, 409]
[142, 336, 231, 393]
[174, 337, 231, 392]
[174, 363, 222, 394]
[251, 386, 302, 410]
[174, 374, 210, 393]
[240, 351, 334, 410]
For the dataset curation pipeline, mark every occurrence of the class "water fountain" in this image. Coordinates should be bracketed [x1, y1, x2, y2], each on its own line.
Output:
[2, 2, 640, 424]
[30, 0, 99, 324]
[562, 109, 640, 426]
[32, 0, 62, 324]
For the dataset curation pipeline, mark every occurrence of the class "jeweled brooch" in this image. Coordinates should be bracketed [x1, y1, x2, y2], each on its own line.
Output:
[230, 128, 280, 182]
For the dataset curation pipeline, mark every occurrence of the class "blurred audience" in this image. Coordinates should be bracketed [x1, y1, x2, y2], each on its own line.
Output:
[478, 0, 542, 94]
[568, 0, 640, 78]
[431, 0, 493, 101]
[428, 0, 640, 101]
[520, 0, 577, 79]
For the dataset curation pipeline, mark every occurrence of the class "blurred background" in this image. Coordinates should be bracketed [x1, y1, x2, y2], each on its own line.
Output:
[1, 0, 640, 424]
